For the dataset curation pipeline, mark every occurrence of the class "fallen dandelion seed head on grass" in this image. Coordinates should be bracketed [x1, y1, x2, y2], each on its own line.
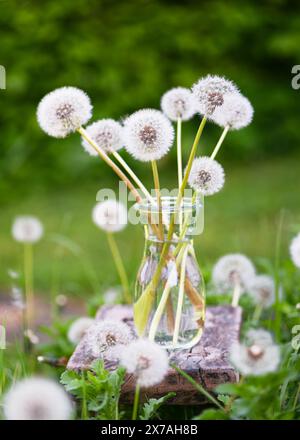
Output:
[4, 377, 73, 420]
[230, 329, 280, 376]
[212, 253, 256, 293]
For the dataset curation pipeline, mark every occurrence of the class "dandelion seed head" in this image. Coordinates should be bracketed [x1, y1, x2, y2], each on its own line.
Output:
[248, 275, 275, 308]
[192, 75, 238, 116]
[88, 320, 133, 361]
[246, 328, 274, 348]
[24, 329, 39, 345]
[290, 233, 300, 268]
[124, 109, 174, 162]
[55, 294, 68, 307]
[37, 86, 92, 138]
[92, 200, 128, 233]
[120, 339, 169, 388]
[212, 253, 256, 294]
[187, 156, 225, 196]
[212, 93, 254, 130]
[230, 329, 279, 376]
[81, 119, 123, 156]
[67, 317, 94, 344]
[4, 377, 73, 420]
[103, 287, 121, 305]
[161, 87, 196, 121]
[12, 216, 44, 243]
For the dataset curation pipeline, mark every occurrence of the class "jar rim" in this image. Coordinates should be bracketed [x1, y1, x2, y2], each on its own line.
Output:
[134, 195, 203, 214]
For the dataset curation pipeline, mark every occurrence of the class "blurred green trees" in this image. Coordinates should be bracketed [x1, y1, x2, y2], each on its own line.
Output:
[0, 0, 299, 195]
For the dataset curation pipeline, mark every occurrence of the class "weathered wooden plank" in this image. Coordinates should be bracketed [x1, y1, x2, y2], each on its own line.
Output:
[67, 305, 242, 405]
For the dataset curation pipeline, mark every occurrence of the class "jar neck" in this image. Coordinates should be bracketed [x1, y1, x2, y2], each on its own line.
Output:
[135, 195, 204, 241]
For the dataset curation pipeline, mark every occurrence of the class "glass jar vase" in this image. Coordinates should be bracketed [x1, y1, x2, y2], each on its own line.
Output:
[133, 196, 205, 350]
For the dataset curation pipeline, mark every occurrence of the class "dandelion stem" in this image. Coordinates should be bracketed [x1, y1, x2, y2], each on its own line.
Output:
[151, 160, 164, 240]
[173, 245, 189, 346]
[171, 363, 225, 410]
[177, 117, 183, 231]
[177, 117, 183, 190]
[106, 232, 131, 304]
[210, 125, 229, 160]
[134, 117, 207, 336]
[231, 279, 241, 307]
[24, 243, 34, 329]
[274, 209, 285, 342]
[253, 303, 263, 323]
[148, 244, 187, 341]
[293, 383, 300, 411]
[132, 384, 141, 420]
[78, 127, 141, 203]
[113, 151, 154, 204]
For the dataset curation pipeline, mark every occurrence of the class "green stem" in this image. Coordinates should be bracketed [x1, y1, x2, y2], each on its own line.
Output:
[78, 127, 141, 203]
[253, 303, 263, 323]
[231, 280, 241, 307]
[24, 243, 34, 329]
[151, 160, 163, 240]
[113, 151, 154, 204]
[293, 383, 300, 411]
[210, 125, 229, 160]
[151, 117, 207, 289]
[173, 245, 189, 346]
[132, 384, 141, 420]
[274, 209, 285, 341]
[106, 232, 131, 304]
[134, 117, 207, 336]
[171, 363, 224, 411]
[177, 117, 182, 189]
[81, 371, 88, 420]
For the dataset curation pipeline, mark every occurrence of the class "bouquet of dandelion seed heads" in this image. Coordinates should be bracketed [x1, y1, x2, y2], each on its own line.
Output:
[37, 75, 254, 337]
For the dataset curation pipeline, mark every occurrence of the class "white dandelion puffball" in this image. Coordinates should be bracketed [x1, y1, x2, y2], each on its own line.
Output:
[230, 329, 280, 376]
[88, 320, 133, 360]
[246, 328, 274, 348]
[92, 200, 128, 233]
[212, 93, 254, 130]
[4, 377, 73, 420]
[12, 216, 44, 243]
[188, 156, 225, 196]
[161, 87, 196, 121]
[37, 86, 92, 138]
[248, 275, 275, 308]
[103, 287, 121, 305]
[123, 109, 174, 162]
[290, 233, 300, 268]
[81, 119, 124, 156]
[212, 253, 256, 294]
[67, 317, 94, 344]
[120, 339, 169, 388]
[192, 74, 238, 116]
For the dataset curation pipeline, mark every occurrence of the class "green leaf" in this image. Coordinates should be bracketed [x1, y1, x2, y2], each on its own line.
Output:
[194, 409, 229, 420]
[140, 393, 176, 420]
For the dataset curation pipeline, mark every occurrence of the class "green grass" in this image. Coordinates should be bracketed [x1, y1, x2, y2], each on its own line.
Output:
[0, 153, 300, 302]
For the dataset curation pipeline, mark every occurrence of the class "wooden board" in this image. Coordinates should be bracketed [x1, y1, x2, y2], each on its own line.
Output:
[67, 304, 242, 405]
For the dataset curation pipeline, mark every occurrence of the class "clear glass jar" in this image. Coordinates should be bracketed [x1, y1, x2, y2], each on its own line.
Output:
[133, 196, 205, 350]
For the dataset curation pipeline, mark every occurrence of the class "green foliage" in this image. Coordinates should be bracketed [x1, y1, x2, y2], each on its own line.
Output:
[60, 360, 175, 420]
[139, 393, 176, 420]
[61, 360, 126, 420]
[39, 318, 75, 358]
